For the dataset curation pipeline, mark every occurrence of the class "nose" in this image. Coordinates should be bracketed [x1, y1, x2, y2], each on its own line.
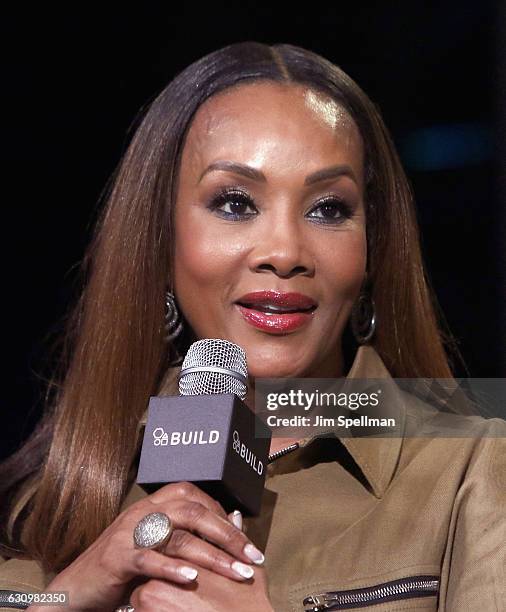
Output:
[247, 211, 315, 279]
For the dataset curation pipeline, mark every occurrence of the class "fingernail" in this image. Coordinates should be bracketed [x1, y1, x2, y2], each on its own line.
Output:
[231, 561, 255, 579]
[231, 509, 243, 530]
[179, 566, 198, 580]
[243, 542, 265, 565]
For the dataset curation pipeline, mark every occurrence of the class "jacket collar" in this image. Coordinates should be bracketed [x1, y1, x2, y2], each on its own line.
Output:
[335, 345, 406, 498]
[143, 345, 406, 500]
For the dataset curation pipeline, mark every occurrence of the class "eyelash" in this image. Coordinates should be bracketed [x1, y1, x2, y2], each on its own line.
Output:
[206, 187, 354, 225]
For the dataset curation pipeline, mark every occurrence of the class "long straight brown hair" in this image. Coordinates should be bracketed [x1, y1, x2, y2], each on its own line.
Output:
[0, 41, 468, 573]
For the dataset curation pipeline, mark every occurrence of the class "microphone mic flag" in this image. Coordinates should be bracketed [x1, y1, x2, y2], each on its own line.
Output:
[136, 339, 272, 516]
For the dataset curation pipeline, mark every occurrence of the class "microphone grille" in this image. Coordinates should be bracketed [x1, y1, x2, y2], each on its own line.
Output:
[179, 339, 248, 399]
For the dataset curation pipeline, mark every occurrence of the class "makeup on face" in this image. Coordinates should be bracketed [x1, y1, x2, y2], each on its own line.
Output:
[173, 81, 367, 380]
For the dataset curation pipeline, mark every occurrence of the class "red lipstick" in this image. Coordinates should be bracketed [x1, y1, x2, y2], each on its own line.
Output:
[235, 291, 317, 333]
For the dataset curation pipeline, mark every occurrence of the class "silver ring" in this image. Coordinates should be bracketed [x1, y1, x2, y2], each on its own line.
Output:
[115, 606, 135, 612]
[133, 511, 173, 550]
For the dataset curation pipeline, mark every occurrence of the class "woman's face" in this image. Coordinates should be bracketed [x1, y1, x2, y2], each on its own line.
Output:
[173, 81, 366, 380]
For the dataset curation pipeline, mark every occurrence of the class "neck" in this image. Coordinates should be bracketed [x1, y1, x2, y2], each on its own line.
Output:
[243, 346, 345, 414]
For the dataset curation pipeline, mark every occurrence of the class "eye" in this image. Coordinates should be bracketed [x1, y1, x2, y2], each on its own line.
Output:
[207, 188, 257, 220]
[206, 188, 354, 225]
[307, 197, 354, 225]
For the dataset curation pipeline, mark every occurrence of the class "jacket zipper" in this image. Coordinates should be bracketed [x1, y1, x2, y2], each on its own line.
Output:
[303, 574, 439, 610]
[268, 441, 300, 463]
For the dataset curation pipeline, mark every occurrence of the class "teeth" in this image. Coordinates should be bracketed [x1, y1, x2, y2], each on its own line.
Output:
[240, 303, 309, 314]
[257, 307, 298, 314]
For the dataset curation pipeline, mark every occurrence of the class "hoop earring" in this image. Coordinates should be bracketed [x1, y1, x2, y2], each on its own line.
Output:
[351, 292, 376, 345]
[165, 290, 184, 342]
[165, 290, 184, 366]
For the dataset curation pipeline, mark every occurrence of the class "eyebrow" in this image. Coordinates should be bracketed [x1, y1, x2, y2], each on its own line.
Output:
[198, 160, 357, 186]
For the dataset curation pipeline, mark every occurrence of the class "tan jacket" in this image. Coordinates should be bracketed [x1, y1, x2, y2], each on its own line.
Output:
[1, 345, 505, 611]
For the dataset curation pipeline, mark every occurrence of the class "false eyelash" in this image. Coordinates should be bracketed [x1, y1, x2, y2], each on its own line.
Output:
[206, 187, 257, 220]
[314, 193, 355, 221]
[207, 186, 354, 224]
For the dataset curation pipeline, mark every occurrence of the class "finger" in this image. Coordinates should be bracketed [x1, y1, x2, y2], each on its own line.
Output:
[146, 481, 228, 520]
[130, 578, 189, 612]
[131, 548, 199, 585]
[163, 499, 265, 567]
[164, 529, 256, 581]
[228, 509, 243, 531]
[97, 534, 200, 586]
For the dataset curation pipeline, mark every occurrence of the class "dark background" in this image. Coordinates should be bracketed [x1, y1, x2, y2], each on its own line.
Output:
[2, 3, 505, 461]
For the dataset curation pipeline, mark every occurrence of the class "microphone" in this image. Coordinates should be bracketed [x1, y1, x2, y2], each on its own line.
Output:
[136, 339, 272, 516]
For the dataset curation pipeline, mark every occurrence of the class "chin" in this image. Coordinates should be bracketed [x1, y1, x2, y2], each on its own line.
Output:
[247, 361, 305, 380]
[239, 339, 310, 376]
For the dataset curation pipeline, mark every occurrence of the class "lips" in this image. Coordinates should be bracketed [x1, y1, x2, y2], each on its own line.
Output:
[234, 291, 318, 333]
[235, 290, 318, 313]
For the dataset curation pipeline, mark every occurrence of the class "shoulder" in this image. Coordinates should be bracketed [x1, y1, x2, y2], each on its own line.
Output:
[0, 554, 51, 591]
[437, 417, 506, 608]
[400, 387, 506, 489]
[402, 383, 506, 439]
[459, 417, 506, 496]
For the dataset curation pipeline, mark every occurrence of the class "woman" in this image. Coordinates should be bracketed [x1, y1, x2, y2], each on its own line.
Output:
[1, 41, 505, 612]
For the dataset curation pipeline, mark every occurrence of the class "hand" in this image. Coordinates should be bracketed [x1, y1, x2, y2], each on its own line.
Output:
[42, 482, 264, 612]
[129, 564, 274, 611]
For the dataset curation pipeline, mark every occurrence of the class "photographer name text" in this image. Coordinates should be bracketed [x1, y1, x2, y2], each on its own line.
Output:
[266, 414, 396, 428]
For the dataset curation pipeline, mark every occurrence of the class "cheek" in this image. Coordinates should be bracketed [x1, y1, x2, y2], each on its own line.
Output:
[173, 208, 241, 310]
[322, 230, 367, 297]
[175, 220, 214, 296]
